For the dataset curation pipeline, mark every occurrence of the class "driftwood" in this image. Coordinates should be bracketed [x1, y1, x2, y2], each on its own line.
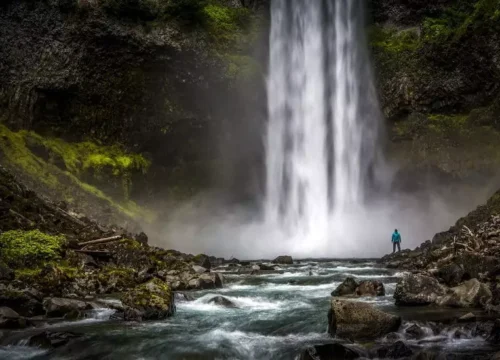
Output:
[49, 205, 87, 228]
[75, 250, 111, 257]
[77, 235, 122, 247]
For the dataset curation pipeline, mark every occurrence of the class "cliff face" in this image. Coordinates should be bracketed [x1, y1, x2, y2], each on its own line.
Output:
[0, 0, 267, 228]
[1, 0, 500, 232]
[370, 0, 500, 189]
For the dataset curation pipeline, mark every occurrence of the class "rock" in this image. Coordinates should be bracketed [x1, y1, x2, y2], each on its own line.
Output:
[394, 274, 447, 306]
[258, 264, 275, 271]
[356, 280, 385, 297]
[272, 256, 293, 265]
[0, 286, 44, 317]
[43, 298, 90, 318]
[192, 265, 208, 274]
[376, 341, 413, 359]
[0, 306, 26, 329]
[251, 265, 261, 271]
[121, 278, 175, 321]
[436, 279, 492, 308]
[328, 299, 401, 340]
[174, 292, 195, 302]
[405, 324, 426, 339]
[134, 232, 148, 245]
[488, 319, 500, 344]
[332, 277, 358, 296]
[27, 331, 82, 349]
[458, 312, 476, 322]
[436, 263, 465, 287]
[193, 254, 211, 270]
[299, 343, 367, 360]
[0, 262, 14, 281]
[208, 296, 237, 308]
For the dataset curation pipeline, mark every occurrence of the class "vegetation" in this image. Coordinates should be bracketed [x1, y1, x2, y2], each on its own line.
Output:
[0, 124, 155, 222]
[0, 230, 66, 268]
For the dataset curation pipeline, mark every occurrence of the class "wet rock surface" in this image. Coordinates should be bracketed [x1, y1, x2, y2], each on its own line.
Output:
[328, 299, 402, 340]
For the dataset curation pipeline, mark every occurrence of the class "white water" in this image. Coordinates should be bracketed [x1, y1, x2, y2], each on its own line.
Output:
[265, 1, 382, 247]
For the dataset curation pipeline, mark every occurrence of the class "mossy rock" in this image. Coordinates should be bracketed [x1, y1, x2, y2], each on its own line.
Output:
[121, 278, 175, 321]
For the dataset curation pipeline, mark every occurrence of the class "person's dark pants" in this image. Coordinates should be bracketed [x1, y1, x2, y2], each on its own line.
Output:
[393, 242, 401, 253]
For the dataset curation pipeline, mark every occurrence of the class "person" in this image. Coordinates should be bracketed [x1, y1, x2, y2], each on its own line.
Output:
[392, 229, 401, 253]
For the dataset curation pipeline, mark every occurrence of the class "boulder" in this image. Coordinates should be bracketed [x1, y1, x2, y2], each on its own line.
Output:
[192, 265, 208, 274]
[43, 298, 90, 318]
[174, 292, 195, 302]
[332, 278, 385, 297]
[436, 279, 492, 308]
[251, 265, 261, 271]
[405, 324, 426, 339]
[436, 263, 465, 287]
[328, 299, 401, 340]
[488, 319, 500, 344]
[0, 307, 26, 329]
[272, 256, 293, 265]
[208, 296, 237, 308]
[394, 274, 447, 306]
[0, 262, 14, 281]
[27, 331, 83, 349]
[375, 341, 413, 359]
[193, 254, 211, 270]
[121, 278, 175, 321]
[299, 343, 367, 360]
[258, 264, 276, 271]
[0, 286, 44, 317]
[332, 277, 358, 297]
[356, 280, 385, 297]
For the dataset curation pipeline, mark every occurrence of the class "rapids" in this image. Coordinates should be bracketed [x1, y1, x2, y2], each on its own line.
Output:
[1, 261, 497, 359]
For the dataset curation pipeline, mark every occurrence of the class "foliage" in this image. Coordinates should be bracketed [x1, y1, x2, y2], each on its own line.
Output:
[0, 124, 154, 222]
[0, 230, 66, 268]
[370, 27, 421, 54]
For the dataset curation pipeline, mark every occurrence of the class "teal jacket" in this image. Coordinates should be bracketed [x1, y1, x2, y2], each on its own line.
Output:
[392, 232, 401, 243]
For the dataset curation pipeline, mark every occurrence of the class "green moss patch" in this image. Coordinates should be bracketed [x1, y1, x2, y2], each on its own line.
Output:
[0, 124, 155, 222]
[0, 230, 66, 268]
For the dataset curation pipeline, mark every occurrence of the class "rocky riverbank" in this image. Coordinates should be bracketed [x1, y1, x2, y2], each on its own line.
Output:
[0, 164, 229, 331]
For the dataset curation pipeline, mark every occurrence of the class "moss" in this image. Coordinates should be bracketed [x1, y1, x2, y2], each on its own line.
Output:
[0, 124, 155, 223]
[121, 278, 174, 319]
[370, 26, 421, 54]
[0, 230, 66, 268]
[427, 114, 469, 133]
[98, 266, 136, 290]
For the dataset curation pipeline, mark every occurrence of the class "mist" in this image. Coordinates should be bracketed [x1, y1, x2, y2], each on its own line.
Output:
[143, 176, 499, 259]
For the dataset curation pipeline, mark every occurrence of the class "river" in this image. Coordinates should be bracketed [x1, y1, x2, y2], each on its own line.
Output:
[1, 260, 497, 359]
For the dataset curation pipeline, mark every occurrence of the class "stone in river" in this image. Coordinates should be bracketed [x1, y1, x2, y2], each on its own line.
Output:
[328, 299, 401, 340]
[272, 255, 293, 265]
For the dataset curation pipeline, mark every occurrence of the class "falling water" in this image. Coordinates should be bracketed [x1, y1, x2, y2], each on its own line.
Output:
[265, 0, 382, 247]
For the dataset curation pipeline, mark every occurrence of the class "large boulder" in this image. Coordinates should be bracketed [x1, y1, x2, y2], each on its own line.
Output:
[436, 279, 492, 308]
[272, 256, 293, 265]
[192, 254, 211, 270]
[394, 274, 447, 306]
[299, 343, 367, 360]
[332, 278, 385, 297]
[436, 263, 465, 287]
[328, 299, 402, 340]
[332, 277, 358, 297]
[356, 280, 385, 297]
[121, 278, 175, 321]
[43, 298, 91, 319]
[0, 307, 26, 329]
[0, 286, 44, 317]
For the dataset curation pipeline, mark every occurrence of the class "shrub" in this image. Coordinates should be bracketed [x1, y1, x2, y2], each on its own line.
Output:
[0, 230, 66, 268]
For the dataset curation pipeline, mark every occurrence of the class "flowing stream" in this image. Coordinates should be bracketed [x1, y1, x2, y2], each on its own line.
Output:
[1, 261, 496, 360]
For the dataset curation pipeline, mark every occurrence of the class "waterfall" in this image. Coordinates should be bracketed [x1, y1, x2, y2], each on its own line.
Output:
[265, 0, 382, 247]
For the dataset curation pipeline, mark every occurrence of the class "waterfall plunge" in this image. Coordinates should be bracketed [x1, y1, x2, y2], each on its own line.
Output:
[265, 0, 383, 252]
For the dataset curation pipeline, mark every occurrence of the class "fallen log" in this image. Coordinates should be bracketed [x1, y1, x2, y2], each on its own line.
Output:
[75, 250, 111, 257]
[77, 235, 122, 247]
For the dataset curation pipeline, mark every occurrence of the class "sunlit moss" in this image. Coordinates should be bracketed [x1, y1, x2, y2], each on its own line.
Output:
[0, 124, 155, 223]
[0, 230, 66, 268]
[370, 26, 421, 54]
